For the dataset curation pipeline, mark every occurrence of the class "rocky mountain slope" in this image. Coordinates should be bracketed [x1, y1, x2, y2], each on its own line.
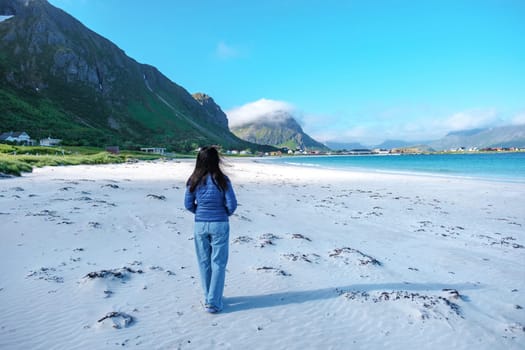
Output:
[0, 0, 263, 151]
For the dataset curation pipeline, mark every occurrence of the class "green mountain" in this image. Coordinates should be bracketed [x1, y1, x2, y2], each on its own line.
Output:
[0, 0, 267, 151]
[231, 111, 329, 151]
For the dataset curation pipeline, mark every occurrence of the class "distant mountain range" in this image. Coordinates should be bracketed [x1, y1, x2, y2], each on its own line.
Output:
[326, 124, 525, 151]
[429, 125, 525, 150]
[0, 0, 270, 151]
[230, 110, 329, 151]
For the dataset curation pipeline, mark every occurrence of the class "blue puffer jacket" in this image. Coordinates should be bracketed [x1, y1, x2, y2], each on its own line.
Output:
[184, 175, 237, 222]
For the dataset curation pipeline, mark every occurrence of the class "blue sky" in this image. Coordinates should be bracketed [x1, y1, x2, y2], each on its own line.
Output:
[48, 0, 525, 145]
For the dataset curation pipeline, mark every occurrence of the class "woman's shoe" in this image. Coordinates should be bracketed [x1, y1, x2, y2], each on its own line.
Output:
[205, 305, 219, 314]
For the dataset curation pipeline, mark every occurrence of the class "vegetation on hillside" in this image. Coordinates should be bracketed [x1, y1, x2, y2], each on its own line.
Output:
[0, 0, 274, 153]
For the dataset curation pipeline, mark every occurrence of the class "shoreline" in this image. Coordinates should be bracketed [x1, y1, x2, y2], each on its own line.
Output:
[259, 153, 525, 184]
[2, 148, 524, 183]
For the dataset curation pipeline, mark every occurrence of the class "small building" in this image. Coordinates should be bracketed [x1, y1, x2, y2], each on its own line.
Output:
[140, 147, 166, 155]
[0, 131, 33, 144]
[40, 137, 62, 146]
[372, 148, 390, 154]
[348, 148, 373, 155]
[106, 146, 120, 154]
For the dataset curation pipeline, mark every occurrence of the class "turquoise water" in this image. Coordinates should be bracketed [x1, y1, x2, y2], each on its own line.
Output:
[266, 152, 525, 182]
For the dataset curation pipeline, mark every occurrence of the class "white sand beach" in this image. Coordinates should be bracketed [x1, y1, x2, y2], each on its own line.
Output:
[0, 159, 524, 349]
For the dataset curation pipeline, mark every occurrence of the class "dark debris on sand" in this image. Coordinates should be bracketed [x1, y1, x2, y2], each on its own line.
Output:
[146, 194, 166, 200]
[329, 247, 382, 266]
[291, 233, 312, 241]
[256, 266, 291, 276]
[97, 311, 134, 329]
[337, 288, 465, 319]
[84, 267, 143, 280]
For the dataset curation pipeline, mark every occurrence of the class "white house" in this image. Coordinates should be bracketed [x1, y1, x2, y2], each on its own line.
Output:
[140, 147, 166, 155]
[40, 137, 62, 146]
[0, 131, 33, 144]
[372, 148, 390, 154]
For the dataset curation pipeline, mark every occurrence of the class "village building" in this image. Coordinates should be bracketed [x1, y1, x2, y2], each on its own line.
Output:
[0, 131, 34, 145]
[140, 147, 166, 155]
[39, 137, 62, 146]
[105, 146, 120, 154]
[372, 148, 390, 154]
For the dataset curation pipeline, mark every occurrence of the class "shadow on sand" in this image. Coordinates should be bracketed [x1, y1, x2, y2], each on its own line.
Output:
[223, 282, 480, 313]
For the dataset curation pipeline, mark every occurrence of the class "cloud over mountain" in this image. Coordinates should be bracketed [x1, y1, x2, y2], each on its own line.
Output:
[440, 109, 499, 132]
[511, 112, 525, 126]
[227, 99, 327, 151]
[308, 107, 522, 146]
[226, 99, 295, 128]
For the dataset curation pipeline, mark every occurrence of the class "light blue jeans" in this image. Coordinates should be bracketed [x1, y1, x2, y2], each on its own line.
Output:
[193, 221, 230, 311]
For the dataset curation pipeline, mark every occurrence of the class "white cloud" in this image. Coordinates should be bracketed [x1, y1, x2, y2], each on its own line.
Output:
[308, 108, 505, 146]
[227, 101, 513, 146]
[511, 112, 525, 125]
[439, 109, 498, 131]
[226, 99, 295, 127]
[312, 126, 374, 144]
[215, 41, 240, 60]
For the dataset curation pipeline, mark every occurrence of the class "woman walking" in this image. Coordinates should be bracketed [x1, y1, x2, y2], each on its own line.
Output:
[184, 147, 237, 313]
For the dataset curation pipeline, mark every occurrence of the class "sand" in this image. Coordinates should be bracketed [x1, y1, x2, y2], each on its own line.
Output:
[0, 159, 524, 349]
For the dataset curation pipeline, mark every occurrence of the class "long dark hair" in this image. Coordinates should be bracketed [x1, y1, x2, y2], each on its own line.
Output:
[187, 146, 228, 192]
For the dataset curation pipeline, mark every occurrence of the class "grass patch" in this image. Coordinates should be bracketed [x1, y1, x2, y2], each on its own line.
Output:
[0, 156, 33, 176]
[0, 145, 182, 176]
